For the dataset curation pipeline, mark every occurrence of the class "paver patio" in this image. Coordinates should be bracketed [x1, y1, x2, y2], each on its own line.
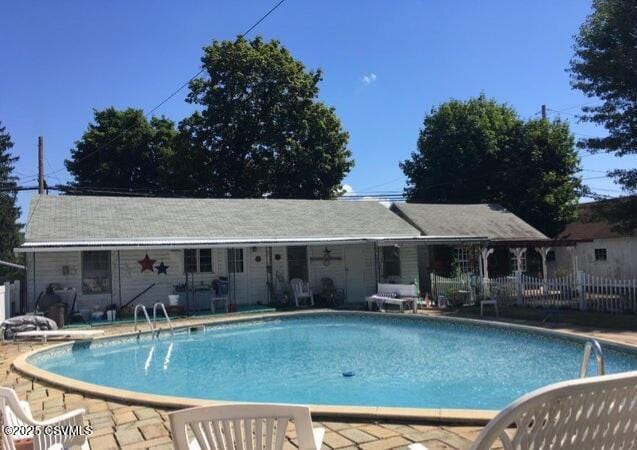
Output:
[2, 309, 636, 449]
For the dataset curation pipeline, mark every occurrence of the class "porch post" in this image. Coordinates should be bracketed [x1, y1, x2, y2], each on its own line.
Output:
[480, 247, 494, 298]
[509, 247, 527, 305]
[566, 246, 578, 276]
[534, 247, 552, 293]
[509, 247, 527, 274]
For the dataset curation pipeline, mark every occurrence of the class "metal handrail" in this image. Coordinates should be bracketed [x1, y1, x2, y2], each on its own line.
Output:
[134, 305, 155, 334]
[579, 339, 605, 378]
[152, 302, 174, 338]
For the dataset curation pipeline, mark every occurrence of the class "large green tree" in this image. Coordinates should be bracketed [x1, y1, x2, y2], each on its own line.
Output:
[174, 36, 353, 198]
[401, 95, 582, 236]
[65, 108, 177, 194]
[0, 121, 22, 281]
[569, 0, 637, 232]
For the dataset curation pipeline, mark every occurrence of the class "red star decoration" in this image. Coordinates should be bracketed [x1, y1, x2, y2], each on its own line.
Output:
[138, 254, 156, 272]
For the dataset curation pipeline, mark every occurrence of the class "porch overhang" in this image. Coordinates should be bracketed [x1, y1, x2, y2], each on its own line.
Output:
[15, 235, 488, 253]
[486, 238, 591, 247]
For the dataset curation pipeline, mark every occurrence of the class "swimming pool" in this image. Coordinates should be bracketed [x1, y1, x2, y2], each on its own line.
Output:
[27, 313, 637, 411]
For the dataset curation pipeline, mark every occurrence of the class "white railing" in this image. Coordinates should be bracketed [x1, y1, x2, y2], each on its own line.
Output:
[0, 280, 20, 322]
[431, 271, 637, 314]
[430, 273, 477, 306]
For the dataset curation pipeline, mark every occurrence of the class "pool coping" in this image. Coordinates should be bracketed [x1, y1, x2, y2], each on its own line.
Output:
[12, 309, 637, 425]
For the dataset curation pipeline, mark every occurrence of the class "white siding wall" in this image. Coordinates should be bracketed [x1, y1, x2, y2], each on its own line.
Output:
[362, 243, 378, 295]
[24, 242, 409, 311]
[550, 237, 637, 279]
[248, 247, 268, 305]
[26, 248, 254, 311]
[309, 245, 346, 292]
[399, 243, 420, 286]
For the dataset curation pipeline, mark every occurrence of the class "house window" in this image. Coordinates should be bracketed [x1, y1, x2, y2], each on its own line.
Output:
[510, 252, 527, 272]
[82, 251, 111, 295]
[453, 247, 474, 273]
[199, 249, 213, 272]
[382, 246, 401, 278]
[594, 248, 607, 261]
[227, 248, 244, 273]
[184, 249, 213, 273]
[546, 250, 555, 262]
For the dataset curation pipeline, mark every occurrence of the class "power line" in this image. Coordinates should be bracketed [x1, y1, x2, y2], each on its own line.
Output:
[25, 0, 289, 182]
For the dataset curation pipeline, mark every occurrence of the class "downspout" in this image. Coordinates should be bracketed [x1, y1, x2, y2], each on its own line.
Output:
[117, 250, 122, 308]
[32, 252, 36, 311]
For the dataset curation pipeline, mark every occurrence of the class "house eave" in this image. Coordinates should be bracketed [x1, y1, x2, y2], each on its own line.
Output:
[15, 235, 488, 253]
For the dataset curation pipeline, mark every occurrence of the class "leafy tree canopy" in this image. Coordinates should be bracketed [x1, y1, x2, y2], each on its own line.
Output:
[401, 95, 582, 237]
[65, 108, 177, 194]
[0, 121, 22, 281]
[569, 0, 637, 232]
[174, 36, 353, 198]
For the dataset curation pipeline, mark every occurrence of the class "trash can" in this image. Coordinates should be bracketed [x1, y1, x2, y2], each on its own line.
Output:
[47, 303, 66, 328]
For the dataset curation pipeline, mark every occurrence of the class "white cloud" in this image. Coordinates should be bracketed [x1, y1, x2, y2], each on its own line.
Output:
[341, 184, 355, 196]
[361, 73, 377, 86]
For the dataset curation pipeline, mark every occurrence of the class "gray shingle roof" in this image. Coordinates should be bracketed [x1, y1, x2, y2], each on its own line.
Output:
[23, 195, 421, 247]
[391, 203, 548, 241]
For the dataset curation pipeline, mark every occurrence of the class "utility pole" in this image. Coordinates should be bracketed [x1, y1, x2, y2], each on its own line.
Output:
[541, 104, 547, 120]
[38, 136, 45, 194]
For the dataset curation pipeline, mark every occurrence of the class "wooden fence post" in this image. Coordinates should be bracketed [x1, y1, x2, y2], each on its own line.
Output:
[577, 270, 587, 311]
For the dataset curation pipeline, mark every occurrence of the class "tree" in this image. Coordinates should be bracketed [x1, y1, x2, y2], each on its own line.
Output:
[175, 36, 353, 198]
[65, 108, 177, 194]
[401, 95, 582, 236]
[0, 121, 22, 281]
[569, 0, 637, 232]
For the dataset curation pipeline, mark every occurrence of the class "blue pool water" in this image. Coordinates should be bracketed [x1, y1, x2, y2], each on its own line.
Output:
[30, 314, 637, 410]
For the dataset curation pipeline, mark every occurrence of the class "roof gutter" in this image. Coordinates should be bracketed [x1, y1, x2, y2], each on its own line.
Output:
[0, 259, 26, 270]
[15, 235, 488, 253]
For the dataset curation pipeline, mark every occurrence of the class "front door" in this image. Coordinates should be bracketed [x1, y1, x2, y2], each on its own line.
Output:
[287, 246, 308, 281]
[344, 245, 365, 303]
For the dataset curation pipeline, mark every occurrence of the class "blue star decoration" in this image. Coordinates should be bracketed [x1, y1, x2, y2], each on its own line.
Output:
[155, 261, 169, 275]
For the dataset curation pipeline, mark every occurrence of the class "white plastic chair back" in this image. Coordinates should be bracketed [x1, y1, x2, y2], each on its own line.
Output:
[169, 403, 320, 450]
[290, 279, 309, 296]
[0, 386, 86, 450]
[470, 370, 637, 450]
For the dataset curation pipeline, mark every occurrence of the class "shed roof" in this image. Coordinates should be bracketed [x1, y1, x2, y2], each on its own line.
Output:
[555, 201, 624, 240]
[21, 195, 423, 250]
[391, 203, 548, 241]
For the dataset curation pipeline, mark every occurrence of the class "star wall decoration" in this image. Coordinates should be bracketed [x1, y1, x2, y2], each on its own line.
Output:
[155, 261, 169, 275]
[138, 254, 156, 272]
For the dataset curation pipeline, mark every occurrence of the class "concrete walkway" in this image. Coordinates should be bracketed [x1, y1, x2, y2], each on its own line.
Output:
[2, 310, 636, 450]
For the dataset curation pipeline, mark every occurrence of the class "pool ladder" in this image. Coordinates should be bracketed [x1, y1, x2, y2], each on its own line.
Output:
[133, 304, 174, 339]
[152, 302, 174, 338]
[579, 339, 605, 378]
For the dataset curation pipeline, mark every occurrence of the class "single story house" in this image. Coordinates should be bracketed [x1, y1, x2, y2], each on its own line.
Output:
[15, 195, 573, 315]
[550, 200, 637, 279]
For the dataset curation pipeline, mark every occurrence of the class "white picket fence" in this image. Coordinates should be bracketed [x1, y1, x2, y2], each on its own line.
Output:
[431, 271, 637, 314]
[0, 280, 20, 322]
[430, 273, 478, 306]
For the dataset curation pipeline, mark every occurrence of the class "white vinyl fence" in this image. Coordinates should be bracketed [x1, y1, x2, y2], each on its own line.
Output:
[431, 271, 637, 314]
[0, 280, 20, 322]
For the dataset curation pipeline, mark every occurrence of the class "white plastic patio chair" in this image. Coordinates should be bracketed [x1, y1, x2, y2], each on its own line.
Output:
[169, 403, 325, 450]
[290, 279, 314, 307]
[0, 386, 88, 450]
[469, 370, 637, 450]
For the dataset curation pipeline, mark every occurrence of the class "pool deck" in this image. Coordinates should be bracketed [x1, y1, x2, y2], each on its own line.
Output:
[3, 308, 637, 450]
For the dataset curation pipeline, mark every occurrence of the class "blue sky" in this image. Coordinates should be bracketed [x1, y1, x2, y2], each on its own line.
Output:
[2, 0, 635, 221]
